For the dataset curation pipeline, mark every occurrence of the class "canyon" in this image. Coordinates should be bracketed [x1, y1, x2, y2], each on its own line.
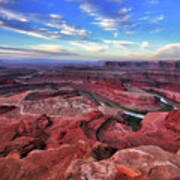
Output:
[0, 60, 180, 180]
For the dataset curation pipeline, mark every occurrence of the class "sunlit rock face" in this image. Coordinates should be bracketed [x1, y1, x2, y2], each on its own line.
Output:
[0, 61, 180, 179]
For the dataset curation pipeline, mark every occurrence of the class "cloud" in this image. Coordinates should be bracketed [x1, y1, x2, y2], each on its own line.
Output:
[71, 0, 133, 31]
[155, 44, 180, 59]
[27, 12, 90, 38]
[49, 14, 62, 19]
[93, 14, 131, 31]
[0, 8, 63, 39]
[103, 40, 135, 49]
[103, 40, 150, 51]
[31, 44, 66, 53]
[138, 16, 150, 21]
[125, 31, 134, 35]
[135, 14, 165, 33]
[47, 22, 89, 37]
[93, 18, 118, 31]
[0, 17, 61, 39]
[118, 7, 132, 14]
[68, 0, 164, 35]
[138, 14, 164, 25]
[0, 45, 77, 59]
[70, 40, 109, 52]
[113, 32, 118, 38]
[140, 41, 149, 49]
[80, 2, 98, 16]
[151, 15, 165, 24]
[0, 7, 28, 22]
[0, 2, 90, 40]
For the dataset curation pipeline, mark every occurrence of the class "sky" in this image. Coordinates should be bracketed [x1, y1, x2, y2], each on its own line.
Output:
[0, 0, 180, 61]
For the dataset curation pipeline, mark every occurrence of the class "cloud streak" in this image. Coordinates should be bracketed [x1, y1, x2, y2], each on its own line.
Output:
[103, 40, 136, 49]
[70, 40, 109, 52]
[0, 45, 77, 59]
[0, 17, 61, 39]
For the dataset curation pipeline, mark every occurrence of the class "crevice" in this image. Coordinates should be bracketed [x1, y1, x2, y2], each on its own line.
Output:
[91, 144, 117, 161]
[0, 105, 17, 115]
[121, 114, 142, 131]
[20, 140, 47, 159]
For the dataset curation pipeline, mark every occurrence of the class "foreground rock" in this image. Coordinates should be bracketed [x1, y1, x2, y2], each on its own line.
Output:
[66, 145, 180, 180]
[0, 142, 92, 180]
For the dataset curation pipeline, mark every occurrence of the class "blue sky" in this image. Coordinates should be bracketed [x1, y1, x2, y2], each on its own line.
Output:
[0, 0, 179, 61]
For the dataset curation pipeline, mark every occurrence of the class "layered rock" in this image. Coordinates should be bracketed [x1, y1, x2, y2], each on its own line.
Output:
[104, 60, 180, 71]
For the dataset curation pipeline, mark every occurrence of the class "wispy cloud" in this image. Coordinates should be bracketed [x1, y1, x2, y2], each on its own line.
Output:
[0, 1, 90, 40]
[70, 0, 133, 31]
[47, 20, 90, 37]
[136, 14, 165, 33]
[0, 17, 61, 39]
[68, 0, 164, 35]
[103, 40, 136, 49]
[118, 7, 132, 14]
[151, 15, 165, 24]
[49, 14, 62, 19]
[138, 16, 150, 21]
[0, 44, 77, 59]
[125, 31, 134, 35]
[70, 40, 109, 52]
[0, 7, 27, 22]
[113, 32, 118, 38]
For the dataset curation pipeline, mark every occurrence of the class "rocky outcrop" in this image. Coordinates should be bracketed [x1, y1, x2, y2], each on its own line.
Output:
[65, 145, 180, 180]
[0, 142, 92, 180]
[0, 114, 52, 158]
[165, 109, 180, 133]
[79, 110, 180, 153]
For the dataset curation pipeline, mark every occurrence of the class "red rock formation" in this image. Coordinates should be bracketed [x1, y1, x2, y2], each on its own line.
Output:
[65, 145, 180, 180]
[165, 109, 180, 133]
[79, 110, 180, 153]
[0, 142, 92, 180]
[0, 62, 180, 179]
